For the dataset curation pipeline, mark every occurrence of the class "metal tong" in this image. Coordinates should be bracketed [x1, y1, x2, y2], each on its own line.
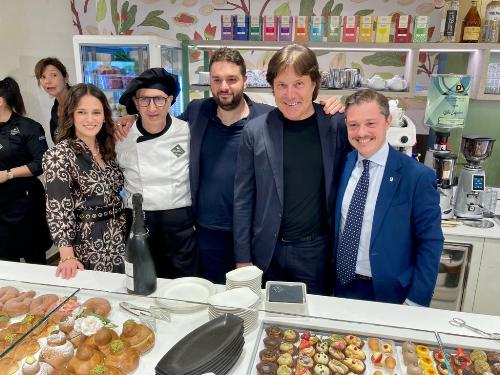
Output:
[449, 317, 500, 340]
[119, 302, 171, 331]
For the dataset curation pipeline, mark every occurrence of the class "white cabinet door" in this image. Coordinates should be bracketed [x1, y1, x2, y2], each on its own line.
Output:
[473, 238, 500, 315]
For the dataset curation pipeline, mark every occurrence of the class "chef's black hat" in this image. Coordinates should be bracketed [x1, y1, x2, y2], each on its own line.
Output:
[119, 68, 180, 115]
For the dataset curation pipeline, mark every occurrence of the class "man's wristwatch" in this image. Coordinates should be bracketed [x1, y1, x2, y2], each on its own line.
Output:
[6, 169, 14, 179]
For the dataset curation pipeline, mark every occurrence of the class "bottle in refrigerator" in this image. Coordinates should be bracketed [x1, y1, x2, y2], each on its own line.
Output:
[460, 0, 481, 42]
[125, 193, 157, 295]
[440, 0, 460, 42]
[481, 0, 500, 42]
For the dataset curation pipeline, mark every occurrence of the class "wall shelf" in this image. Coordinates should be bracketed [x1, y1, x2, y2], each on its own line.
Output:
[182, 40, 500, 101]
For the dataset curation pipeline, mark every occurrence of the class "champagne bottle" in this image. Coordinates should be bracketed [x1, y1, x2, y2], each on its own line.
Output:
[125, 193, 157, 295]
[460, 0, 482, 42]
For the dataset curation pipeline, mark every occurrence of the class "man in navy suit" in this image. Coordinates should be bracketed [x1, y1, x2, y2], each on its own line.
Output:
[333, 89, 443, 306]
[233, 44, 350, 295]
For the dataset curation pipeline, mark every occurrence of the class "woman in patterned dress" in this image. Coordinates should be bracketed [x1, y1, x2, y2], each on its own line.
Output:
[43, 83, 126, 279]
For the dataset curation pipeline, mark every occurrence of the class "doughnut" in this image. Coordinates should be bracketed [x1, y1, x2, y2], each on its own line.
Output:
[82, 297, 111, 317]
[29, 294, 59, 315]
[3, 290, 36, 317]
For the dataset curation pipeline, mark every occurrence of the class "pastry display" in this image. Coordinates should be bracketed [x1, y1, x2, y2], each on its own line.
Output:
[119, 320, 155, 354]
[2, 291, 36, 317]
[277, 364, 292, 375]
[313, 364, 329, 375]
[277, 353, 294, 367]
[0, 311, 9, 329]
[345, 335, 364, 349]
[256, 361, 278, 375]
[417, 345, 431, 358]
[0, 357, 19, 375]
[367, 338, 380, 352]
[280, 342, 298, 355]
[264, 336, 281, 350]
[283, 329, 299, 343]
[88, 364, 122, 375]
[104, 339, 140, 374]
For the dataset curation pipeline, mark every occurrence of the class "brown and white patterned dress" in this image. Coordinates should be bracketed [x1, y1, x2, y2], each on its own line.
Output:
[42, 139, 126, 273]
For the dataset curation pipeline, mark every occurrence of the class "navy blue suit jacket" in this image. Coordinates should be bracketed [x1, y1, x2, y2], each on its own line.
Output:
[178, 95, 273, 214]
[234, 103, 350, 271]
[334, 146, 444, 306]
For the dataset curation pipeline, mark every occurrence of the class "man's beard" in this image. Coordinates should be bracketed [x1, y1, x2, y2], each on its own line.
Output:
[213, 90, 244, 111]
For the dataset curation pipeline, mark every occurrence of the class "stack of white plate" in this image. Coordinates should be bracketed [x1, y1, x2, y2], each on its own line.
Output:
[225, 266, 263, 303]
[207, 288, 259, 335]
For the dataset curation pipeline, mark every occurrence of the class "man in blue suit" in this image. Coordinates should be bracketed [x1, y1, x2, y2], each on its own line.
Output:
[233, 44, 350, 295]
[333, 89, 443, 306]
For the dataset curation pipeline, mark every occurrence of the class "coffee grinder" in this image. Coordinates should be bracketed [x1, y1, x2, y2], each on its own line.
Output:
[433, 151, 458, 219]
[455, 135, 496, 218]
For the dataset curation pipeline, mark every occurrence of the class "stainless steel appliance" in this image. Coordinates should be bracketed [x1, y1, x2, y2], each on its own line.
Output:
[433, 151, 458, 219]
[431, 242, 471, 311]
[454, 135, 496, 218]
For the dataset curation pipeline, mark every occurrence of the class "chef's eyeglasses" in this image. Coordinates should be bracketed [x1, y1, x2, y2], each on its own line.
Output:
[135, 96, 169, 107]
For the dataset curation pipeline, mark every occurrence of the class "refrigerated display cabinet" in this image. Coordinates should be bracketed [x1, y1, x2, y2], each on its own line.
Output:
[73, 35, 185, 117]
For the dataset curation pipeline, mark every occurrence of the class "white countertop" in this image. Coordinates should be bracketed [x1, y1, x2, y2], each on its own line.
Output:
[1, 261, 499, 374]
[443, 218, 500, 240]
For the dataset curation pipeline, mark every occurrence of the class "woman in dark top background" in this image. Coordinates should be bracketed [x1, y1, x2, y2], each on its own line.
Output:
[34, 57, 70, 143]
[0, 77, 52, 264]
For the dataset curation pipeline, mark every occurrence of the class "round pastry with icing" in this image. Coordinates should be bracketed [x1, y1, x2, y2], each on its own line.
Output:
[283, 329, 299, 343]
[487, 352, 500, 364]
[91, 327, 119, 355]
[279, 342, 297, 356]
[300, 346, 315, 358]
[345, 335, 364, 349]
[58, 316, 76, 335]
[313, 364, 329, 375]
[329, 335, 347, 351]
[266, 326, 283, 338]
[21, 356, 56, 375]
[491, 362, 500, 375]
[120, 320, 155, 354]
[416, 345, 431, 358]
[67, 344, 105, 375]
[437, 362, 449, 375]
[345, 344, 366, 360]
[314, 352, 329, 365]
[277, 353, 293, 367]
[297, 355, 314, 369]
[475, 360, 492, 374]
[315, 341, 329, 353]
[342, 357, 365, 374]
[424, 368, 439, 375]
[39, 330, 74, 370]
[328, 359, 348, 375]
[256, 361, 278, 375]
[434, 349, 446, 364]
[264, 336, 281, 350]
[260, 349, 279, 363]
[104, 339, 140, 374]
[277, 365, 292, 375]
[328, 347, 344, 360]
[82, 297, 111, 317]
[89, 364, 122, 375]
[471, 350, 488, 363]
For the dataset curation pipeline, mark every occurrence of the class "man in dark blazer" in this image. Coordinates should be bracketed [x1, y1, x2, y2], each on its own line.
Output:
[179, 48, 343, 284]
[233, 44, 350, 295]
[333, 89, 443, 306]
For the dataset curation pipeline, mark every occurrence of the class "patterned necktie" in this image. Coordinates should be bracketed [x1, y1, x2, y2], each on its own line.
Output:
[337, 159, 371, 285]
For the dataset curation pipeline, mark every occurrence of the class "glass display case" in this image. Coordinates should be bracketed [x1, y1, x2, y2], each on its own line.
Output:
[1, 276, 500, 375]
[73, 35, 185, 118]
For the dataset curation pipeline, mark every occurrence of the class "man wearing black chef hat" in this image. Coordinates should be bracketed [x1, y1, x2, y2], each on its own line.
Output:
[116, 68, 197, 279]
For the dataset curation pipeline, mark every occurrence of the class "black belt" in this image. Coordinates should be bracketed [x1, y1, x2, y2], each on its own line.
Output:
[355, 274, 372, 281]
[279, 231, 328, 243]
[76, 205, 124, 223]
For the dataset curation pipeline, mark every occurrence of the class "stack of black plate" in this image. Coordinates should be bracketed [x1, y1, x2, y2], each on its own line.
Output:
[156, 313, 244, 375]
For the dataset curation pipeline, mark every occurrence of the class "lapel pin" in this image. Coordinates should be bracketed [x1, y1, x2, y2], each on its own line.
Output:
[389, 177, 394, 182]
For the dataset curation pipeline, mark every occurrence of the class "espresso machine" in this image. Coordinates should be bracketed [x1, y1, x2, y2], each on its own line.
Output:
[455, 135, 496, 219]
[433, 151, 458, 219]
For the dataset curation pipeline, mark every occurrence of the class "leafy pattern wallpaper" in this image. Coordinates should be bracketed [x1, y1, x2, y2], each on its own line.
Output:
[71, 0, 445, 123]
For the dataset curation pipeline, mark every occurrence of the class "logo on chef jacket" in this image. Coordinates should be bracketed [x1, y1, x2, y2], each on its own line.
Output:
[171, 144, 185, 157]
[10, 127, 20, 136]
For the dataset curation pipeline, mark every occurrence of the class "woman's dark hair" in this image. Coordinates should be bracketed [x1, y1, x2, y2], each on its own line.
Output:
[0, 77, 26, 115]
[34, 57, 70, 86]
[57, 83, 116, 162]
